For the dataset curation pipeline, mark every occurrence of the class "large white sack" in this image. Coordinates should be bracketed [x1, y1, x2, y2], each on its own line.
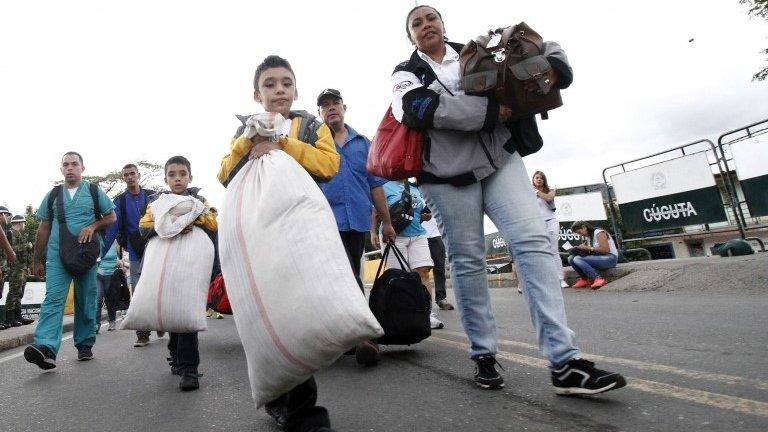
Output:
[120, 226, 214, 332]
[220, 150, 383, 408]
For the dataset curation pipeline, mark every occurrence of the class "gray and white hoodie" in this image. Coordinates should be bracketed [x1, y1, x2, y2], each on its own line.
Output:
[390, 41, 572, 186]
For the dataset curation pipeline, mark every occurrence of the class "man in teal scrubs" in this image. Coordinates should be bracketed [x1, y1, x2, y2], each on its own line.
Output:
[24, 151, 116, 370]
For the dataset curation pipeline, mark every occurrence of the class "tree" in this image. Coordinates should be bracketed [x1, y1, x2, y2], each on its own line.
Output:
[23, 205, 39, 245]
[83, 160, 164, 197]
[741, 0, 768, 81]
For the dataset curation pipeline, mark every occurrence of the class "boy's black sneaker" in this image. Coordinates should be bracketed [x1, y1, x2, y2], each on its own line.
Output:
[133, 335, 150, 347]
[355, 341, 381, 367]
[473, 354, 504, 389]
[264, 404, 287, 429]
[24, 344, 57, 370]
[180, 373, 200, 391]
[551, 358, 627, 395]
[77, 346, 94, 361]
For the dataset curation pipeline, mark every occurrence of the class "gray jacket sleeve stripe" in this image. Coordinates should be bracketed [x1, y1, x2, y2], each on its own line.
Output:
[391, 70, 497, 132]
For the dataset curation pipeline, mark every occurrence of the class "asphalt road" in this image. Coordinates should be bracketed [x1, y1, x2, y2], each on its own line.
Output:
[1, 288, 766, 432]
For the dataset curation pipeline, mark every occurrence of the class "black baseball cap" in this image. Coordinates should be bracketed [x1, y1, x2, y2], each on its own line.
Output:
[317, 88, 343, 106]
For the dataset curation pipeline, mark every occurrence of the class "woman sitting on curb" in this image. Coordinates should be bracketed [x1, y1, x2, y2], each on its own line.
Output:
[567, 221, 618, 289]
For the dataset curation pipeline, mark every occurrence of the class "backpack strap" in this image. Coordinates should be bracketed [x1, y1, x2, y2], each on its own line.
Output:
[118, 191, 128, 241]
[47, 185, 63, 223]
[54, 186, 67, 226]
[290, 110, 321, 146]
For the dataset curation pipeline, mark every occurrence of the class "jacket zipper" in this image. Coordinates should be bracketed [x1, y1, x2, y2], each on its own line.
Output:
[477, 134, 498, 170]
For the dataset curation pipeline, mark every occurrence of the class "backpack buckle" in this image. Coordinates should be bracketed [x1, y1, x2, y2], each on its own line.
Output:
[492, 48, 506, 63]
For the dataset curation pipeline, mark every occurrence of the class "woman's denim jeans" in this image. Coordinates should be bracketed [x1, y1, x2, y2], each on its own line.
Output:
[421, 153, 580, 367]
[568, 254, 618, 280]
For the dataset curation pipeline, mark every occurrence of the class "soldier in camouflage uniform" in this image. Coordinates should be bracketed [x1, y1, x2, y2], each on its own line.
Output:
[4, 215, 34, 327]
[0, 206, 14, 330]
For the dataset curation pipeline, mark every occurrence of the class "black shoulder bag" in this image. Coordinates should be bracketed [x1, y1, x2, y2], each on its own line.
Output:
[52, 184, 102, 276]
[118, 189, 151, 259]
[388, 182, 414, 234]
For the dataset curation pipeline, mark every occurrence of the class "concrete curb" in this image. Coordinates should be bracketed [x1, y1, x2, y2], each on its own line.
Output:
[0, 321, 75, 353]
[0, 313, 104, 353]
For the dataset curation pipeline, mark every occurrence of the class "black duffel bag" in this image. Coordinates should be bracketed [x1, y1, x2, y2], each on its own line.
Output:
[105, 268, 131, 311]
[369, 243, 432, 345]
[52, 184, 102, 276]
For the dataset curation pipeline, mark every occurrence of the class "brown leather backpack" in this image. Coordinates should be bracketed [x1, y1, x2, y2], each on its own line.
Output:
[460, 23, 562, 120]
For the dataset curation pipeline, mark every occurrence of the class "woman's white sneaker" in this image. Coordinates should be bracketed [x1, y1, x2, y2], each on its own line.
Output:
[429, 311, 444, 329]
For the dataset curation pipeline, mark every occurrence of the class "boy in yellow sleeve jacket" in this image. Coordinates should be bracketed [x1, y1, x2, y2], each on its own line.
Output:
[139, 155, 219, 392]
[218, 55, 340, 432]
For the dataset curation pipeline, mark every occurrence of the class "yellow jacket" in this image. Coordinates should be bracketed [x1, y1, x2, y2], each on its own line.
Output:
[139, 190, 218, 234]
[218, 112, 340, 187]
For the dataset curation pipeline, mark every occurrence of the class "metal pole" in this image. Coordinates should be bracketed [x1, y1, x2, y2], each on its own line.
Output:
[601, 168, 625, 247]
[716, 140, 747, 239]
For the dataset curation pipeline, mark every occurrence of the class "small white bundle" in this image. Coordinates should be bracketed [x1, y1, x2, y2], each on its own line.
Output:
[151, 194, 206, 239]
[241, 112, 287, 140]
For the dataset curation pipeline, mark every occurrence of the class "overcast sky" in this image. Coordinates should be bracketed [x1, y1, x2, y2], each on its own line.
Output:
[1, 0, 767, 234]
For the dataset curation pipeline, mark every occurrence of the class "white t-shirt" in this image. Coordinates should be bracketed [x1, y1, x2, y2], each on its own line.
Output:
[421, 216, 441, 238]
[592, 228, 618, 257]
[67, 187, 78, 199]
[416, 45, 463, 95]
[535, 188, 556, 222]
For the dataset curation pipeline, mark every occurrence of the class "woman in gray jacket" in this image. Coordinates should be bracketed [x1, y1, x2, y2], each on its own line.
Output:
[392, 4, 626, 396]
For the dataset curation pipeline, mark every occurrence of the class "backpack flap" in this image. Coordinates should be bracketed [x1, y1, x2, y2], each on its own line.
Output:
[463, 70, 498, 93]
[510, 55, 553, 94]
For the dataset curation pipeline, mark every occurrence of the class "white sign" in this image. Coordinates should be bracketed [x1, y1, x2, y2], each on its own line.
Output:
[611, 152, 717, 203]
[554, 192, 607, 222]
[731, 137, 767, 181]
[0, 282, 46, 305]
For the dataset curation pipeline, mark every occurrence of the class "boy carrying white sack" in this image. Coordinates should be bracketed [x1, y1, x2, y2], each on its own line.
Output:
[122, 155, 219, 392]
[217, 55, 382, 432]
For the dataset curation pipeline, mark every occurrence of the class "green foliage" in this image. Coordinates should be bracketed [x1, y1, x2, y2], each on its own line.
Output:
[83, 160, 164, 197]
[23, 205, 39, 244]
[741, 0, 768, 81]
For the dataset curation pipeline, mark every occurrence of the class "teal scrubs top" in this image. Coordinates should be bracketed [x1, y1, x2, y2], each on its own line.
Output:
[36, 180, 115, 257]
[98, 242, 119, 275]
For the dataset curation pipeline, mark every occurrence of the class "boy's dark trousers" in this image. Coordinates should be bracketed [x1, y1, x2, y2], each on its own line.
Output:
[339, 231, 366, 292]
[167, 332, 199, 375]
[428, 236, 447, 302]
[265, 376, 330, 432]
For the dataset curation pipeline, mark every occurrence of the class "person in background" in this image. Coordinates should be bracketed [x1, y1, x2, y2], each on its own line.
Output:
[532, 171, 568, 289]
[567, 221, 618, 289]
[316, 87, 395, 367]
[373, 180, 443, 330]
[95, 241, 122, 332]
[421, 208, 454, 310]
[25, 151, 116, 369]
[5, 214, 34, 328]
[101, 163, 161, 347]
[0, 206, 16, 330]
